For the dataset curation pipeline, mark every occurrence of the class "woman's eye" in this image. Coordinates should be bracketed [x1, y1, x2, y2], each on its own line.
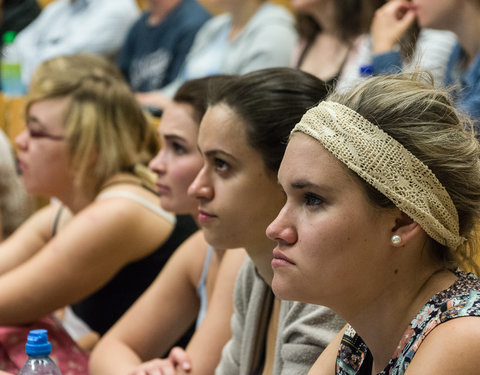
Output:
[304, 193, 323, 206]
[214, 158, 229, 173]
[172, 142, 186, 155]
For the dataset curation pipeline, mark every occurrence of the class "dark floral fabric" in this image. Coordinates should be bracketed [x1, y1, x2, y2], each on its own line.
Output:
[336, 271, 480, 375]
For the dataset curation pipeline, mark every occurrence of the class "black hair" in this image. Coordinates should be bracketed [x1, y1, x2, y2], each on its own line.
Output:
[174, 75, 234, 124]
[208, 67, 331, 173]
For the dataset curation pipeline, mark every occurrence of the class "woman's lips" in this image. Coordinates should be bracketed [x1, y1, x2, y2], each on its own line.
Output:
[197, 209, 216, 224]
[155, 183, 170, 195]
[272, 249, 296, 267]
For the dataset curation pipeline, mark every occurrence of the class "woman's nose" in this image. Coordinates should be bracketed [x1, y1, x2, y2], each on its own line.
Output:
[266, 206, 298, 246]
[188, 166, 213, 201]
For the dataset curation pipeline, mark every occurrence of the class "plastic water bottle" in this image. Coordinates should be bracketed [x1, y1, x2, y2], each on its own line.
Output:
[18, 329, 62, 375]
[1, 30, 24, 96]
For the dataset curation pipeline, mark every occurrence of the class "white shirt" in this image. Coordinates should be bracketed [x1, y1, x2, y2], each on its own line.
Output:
[12, 0, 140, 85]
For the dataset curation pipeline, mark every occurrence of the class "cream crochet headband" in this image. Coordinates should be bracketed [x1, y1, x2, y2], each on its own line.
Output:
[292, 101, 465, 250]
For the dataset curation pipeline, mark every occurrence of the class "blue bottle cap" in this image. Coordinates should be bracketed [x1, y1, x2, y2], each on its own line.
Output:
[25, 329, 52, 356]
[359, 64, 374, 76]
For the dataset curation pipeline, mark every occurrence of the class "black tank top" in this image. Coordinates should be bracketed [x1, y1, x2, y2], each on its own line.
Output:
[71, 214, 198, 336]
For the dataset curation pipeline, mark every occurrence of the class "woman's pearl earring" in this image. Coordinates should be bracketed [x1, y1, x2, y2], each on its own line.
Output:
[391, 234, 402, 245]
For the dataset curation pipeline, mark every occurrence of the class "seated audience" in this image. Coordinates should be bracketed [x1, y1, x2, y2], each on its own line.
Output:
[338, 0, 457, 90]
[10, 0, 139, 86]
[90, 75, 247, 375]
[267, 72, 480, 374]
[0, 54, 197, 347]
[0, 129, 31, 241]
[117, 0, 210, 93]
[412, 0, 480, 127]
[136, 0, 297, 111]
[291, 0, 382, 86]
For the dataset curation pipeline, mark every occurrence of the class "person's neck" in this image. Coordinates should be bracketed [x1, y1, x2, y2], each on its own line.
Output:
[228, 0, 262, 41]
[446, 2, 480, 67]
[246, 237, 276, 286]
[343, 262, 455, 374]
[308, 2, 342, 39]
[56, 184, 92, 214]
[148, 0, 181, 25]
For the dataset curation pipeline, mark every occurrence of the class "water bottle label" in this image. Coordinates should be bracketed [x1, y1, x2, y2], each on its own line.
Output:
[1, 61, 24, 96]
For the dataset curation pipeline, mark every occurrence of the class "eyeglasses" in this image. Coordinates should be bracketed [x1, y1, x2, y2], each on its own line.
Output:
[26, 127, 65, 141]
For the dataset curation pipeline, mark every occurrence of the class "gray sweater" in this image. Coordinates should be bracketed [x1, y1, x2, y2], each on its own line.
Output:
[215, 258, 345, 375]
[162, 2, 298, 97]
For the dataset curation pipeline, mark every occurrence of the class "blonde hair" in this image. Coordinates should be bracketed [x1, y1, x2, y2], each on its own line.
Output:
[326, 72, 480, 273]
[0, 131, 31, 238]
[27, 54, 158, 198]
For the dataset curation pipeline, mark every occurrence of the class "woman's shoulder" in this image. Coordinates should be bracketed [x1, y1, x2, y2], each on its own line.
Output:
[93, 182, 174, 226]
[405, 315, 480, 374]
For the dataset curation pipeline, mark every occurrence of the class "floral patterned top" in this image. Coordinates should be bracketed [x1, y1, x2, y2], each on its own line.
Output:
[336, 271, 480, 375]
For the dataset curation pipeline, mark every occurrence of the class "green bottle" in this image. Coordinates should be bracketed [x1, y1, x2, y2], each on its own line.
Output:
[1, 31, 24, 96]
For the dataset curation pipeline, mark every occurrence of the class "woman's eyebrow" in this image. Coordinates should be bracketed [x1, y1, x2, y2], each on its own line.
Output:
[204, 149, 237, 162]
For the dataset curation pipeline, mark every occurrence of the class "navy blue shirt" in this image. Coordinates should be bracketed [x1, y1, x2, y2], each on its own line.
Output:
[117, 0, 210, 92]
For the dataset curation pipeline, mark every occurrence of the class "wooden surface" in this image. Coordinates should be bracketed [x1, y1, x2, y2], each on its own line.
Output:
[0, 93, 25, 148]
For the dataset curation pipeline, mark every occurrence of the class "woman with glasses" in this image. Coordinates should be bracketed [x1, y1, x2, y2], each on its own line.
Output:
[0, 53, 197, 358]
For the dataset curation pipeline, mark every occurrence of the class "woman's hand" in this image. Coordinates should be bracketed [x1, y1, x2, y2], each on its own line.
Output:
[371, 0, 417, 54]
[128, 347, 192, 375]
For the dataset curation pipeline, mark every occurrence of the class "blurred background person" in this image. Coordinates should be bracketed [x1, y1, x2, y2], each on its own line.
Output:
[117, 0, 210, 94]
[9, 0, 139, 87]
[412, 0, 480, 127]
[291, 0, 382, 87]
[136, 0, 297, 111]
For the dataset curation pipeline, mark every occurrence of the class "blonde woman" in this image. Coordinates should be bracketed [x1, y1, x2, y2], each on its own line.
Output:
[0, 54, 197, 345]
[267, 72, 480, 374]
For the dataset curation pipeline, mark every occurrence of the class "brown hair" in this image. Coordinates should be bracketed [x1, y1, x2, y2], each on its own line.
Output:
[296, 0, 384, 43]
[173, 75, 234, 125]
[208, 67, 331, 173]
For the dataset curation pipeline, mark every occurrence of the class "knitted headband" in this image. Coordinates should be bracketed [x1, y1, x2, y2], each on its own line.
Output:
[291, 101, 465, 250]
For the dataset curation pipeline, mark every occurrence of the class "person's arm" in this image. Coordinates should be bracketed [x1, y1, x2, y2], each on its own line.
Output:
[89, 230, 208, 375]
[0, 203, 65, 275]
[307, 326, 346, 375]
[0, 196, 172, 325]
[176, 249, 247, 375]
[123, 249, 247, 375]
[369, 0, 416, 74]
[371, 0, 416, 55]
[403, 317, 480, 374]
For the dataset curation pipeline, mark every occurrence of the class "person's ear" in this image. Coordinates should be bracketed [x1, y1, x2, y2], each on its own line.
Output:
[390, 212, 422, 247]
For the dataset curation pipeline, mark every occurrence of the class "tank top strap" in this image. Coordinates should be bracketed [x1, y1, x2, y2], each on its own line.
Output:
[195, 245, 215, 329]
[96, 190, 175, 224]
[51, 205, 65, 237]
